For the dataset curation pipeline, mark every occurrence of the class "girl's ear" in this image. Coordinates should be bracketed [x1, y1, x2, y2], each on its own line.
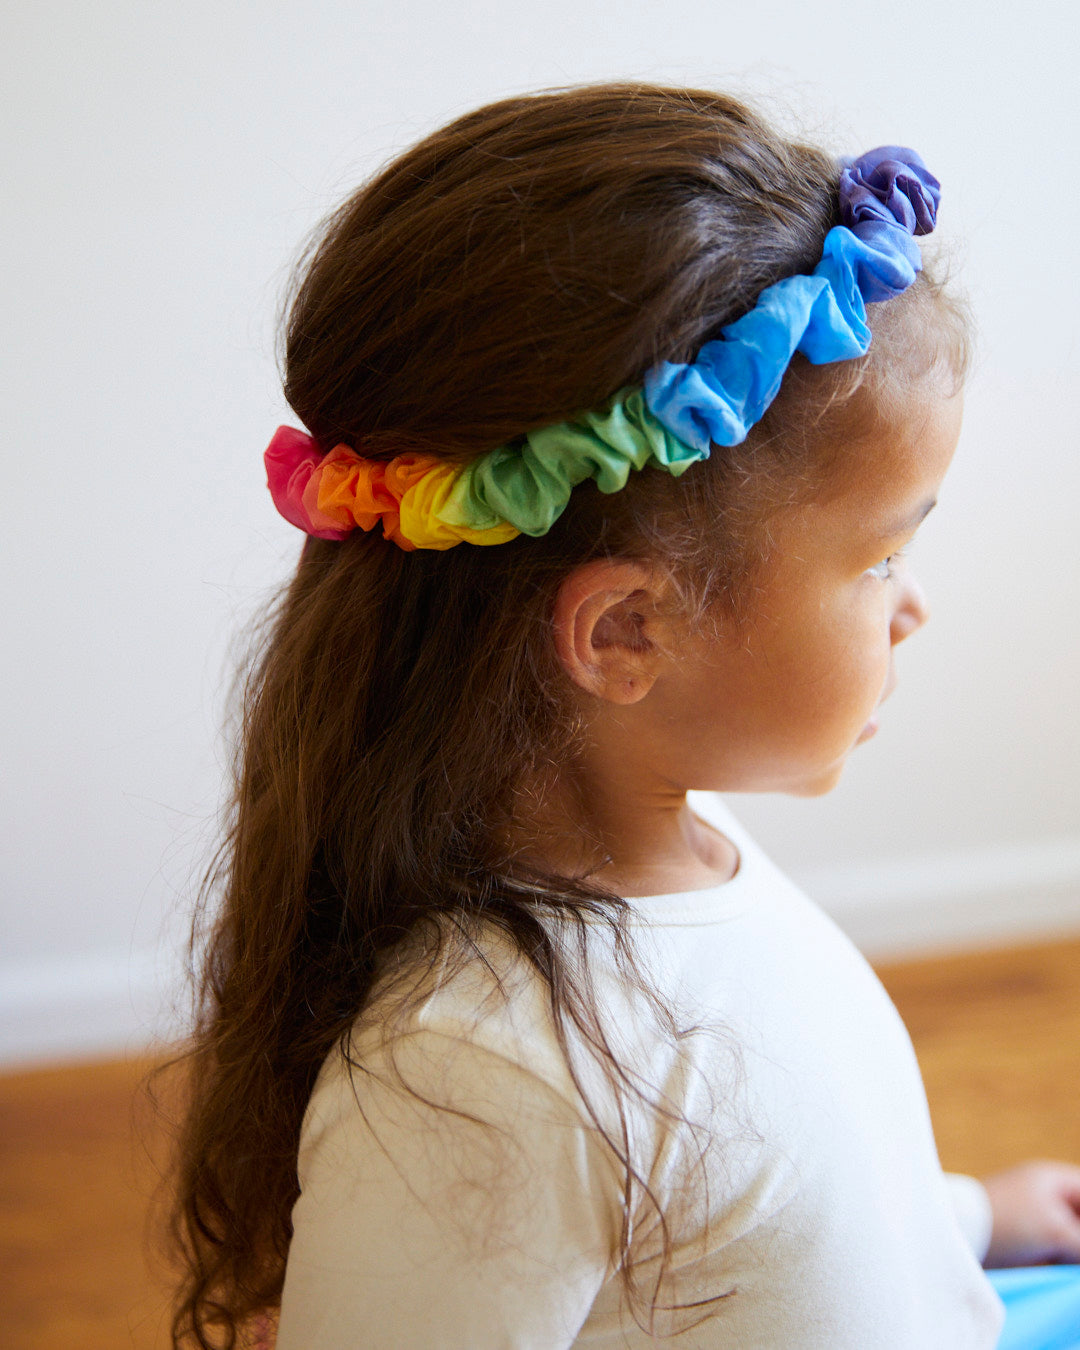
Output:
[552, 560, 671, 705]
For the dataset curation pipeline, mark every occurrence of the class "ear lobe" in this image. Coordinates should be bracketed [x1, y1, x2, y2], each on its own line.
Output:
[552, 560, 668, 705]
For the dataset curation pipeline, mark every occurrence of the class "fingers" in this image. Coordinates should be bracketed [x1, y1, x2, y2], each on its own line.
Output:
[982, 1161, 1080, 1268]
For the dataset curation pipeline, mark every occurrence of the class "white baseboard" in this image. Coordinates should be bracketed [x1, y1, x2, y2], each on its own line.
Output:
[3, 838, 1079, 1068]
[0, 948, 192, 1069]
[803, 836, 1080, 960]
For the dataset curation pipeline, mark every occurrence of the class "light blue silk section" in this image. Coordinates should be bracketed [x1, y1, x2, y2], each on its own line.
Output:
[989, 1266, 1080, 1350]
[643, 220, 923, 454]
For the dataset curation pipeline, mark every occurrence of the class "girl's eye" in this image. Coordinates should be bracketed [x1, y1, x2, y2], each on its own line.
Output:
[868, 551, 903, 580]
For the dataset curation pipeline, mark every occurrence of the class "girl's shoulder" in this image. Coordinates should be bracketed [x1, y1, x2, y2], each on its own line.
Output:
[300, 904, 709, 1171]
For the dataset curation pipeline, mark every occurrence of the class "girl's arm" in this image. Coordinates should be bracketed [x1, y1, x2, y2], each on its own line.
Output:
[275, 1030, 621, 1349]
[942, 1172, 995, 1262]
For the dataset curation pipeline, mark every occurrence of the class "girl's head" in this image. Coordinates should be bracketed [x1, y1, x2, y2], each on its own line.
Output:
[275, 82, 968, 818]
[172, 83, 969, 1347]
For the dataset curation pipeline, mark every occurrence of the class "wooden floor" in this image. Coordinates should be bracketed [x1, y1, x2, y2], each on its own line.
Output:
[2, 936, 1080, 1349]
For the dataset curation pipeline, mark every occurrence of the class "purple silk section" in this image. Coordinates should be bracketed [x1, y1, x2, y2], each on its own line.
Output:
[839, 146, 940, 237]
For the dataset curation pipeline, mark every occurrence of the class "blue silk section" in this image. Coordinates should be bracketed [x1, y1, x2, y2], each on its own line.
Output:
[989, 1266, 1080, 1350]
[643, 144, 939, 455]
[643, 220, 923, 454]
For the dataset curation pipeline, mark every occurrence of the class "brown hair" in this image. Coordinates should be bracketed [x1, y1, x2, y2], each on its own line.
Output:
[166, 83, 969, 1346]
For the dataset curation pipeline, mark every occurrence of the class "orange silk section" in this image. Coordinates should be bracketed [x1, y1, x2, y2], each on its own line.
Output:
[304, 446, 441, 550]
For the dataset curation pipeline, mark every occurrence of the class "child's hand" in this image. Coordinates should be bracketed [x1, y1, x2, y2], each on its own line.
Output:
[982, 1161, 1080, 1267]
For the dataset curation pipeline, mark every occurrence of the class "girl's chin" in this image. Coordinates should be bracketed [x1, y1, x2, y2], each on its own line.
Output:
[788, 759, 849, 799]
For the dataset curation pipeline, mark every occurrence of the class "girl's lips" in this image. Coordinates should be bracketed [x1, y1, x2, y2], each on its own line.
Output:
[860, 672, 897, 741]
[879, 671, 898, 706]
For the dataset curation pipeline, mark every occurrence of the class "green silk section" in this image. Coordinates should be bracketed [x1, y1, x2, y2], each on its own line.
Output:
[438, 387, 709, 538]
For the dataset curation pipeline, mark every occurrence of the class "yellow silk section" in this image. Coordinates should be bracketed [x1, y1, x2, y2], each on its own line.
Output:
[397, 460, 519, 549]
[304, 445, 520, 550]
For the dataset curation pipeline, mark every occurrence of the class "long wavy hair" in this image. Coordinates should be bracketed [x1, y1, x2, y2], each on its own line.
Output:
[166, 83, 970, 1347]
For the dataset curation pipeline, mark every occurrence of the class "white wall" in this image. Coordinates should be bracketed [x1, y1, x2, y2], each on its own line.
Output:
[3, 0, 1078, 1065]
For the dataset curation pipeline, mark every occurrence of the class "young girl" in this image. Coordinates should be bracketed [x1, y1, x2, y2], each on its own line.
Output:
[171, 84, 1080, 1348]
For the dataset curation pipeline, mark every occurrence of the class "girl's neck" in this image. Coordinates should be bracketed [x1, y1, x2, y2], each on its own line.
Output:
[509, 768, 739, 898]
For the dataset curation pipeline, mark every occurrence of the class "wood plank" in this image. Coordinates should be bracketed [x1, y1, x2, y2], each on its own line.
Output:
[0, 1055, 180, 1350]
[876, 936, 1080, 1177]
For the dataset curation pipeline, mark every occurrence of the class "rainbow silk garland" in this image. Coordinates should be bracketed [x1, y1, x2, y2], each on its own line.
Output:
[265, 147, 940, 551]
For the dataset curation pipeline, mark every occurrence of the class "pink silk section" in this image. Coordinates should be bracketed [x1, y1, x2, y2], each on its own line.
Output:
[263, 426, 441, 549]
[263, 426, 351, 541]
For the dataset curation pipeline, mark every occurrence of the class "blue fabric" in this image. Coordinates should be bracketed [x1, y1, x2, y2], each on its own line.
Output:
[990, 1266, 1080, 1350]
[643, 146, 940, 455]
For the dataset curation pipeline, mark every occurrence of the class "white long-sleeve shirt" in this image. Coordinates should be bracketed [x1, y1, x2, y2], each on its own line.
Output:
[277, 794, 1005, 1347]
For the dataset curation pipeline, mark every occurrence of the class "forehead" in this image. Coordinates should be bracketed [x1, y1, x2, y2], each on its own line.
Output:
[812, 385, 962, 528]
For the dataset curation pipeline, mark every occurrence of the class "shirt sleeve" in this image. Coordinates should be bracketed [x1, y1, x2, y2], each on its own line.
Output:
[275, 1029, 622, 1350]
[943, 1172, 994, 1263]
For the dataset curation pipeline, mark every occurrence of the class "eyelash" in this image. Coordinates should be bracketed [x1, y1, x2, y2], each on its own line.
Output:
[868, 548, 905, 580]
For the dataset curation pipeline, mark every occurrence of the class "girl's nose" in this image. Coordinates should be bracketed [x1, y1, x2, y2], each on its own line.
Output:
[890, 568, 930, 645]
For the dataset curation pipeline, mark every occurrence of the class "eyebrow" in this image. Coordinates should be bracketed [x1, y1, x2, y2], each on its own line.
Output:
[882, 496, 937, 538]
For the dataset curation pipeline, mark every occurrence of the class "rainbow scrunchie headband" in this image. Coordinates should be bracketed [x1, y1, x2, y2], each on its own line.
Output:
[265, 147, 940, 551]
